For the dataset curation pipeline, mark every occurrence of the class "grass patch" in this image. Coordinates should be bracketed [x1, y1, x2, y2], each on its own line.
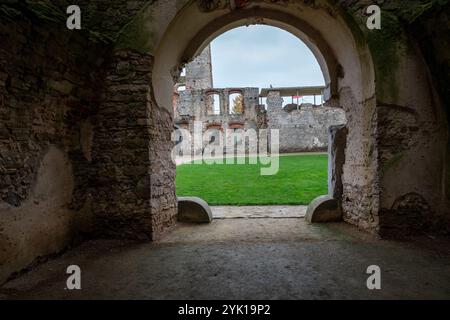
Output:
[176, 154, 328, 205]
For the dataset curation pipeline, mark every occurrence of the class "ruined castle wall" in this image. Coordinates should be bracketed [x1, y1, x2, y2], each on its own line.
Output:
[0, 7, 106, 283]
[266, 92, 346, 153]
[184, 46, 213, 90]
[175, 86, 347, 155]
[175, 87, 262, 155]
[176, 88, 260, 123]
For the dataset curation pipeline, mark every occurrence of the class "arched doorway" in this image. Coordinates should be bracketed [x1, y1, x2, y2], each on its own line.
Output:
[1, 0, 448, 288]
[151, 1, 378, 232]
[91, 0, 447, 240]
[173, 24, 345, 212]
[1, 0, 448, 286]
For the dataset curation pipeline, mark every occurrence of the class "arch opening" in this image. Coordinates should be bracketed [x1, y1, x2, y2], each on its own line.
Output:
[154, 1, 378, 232]
[173, 24, 343, 209]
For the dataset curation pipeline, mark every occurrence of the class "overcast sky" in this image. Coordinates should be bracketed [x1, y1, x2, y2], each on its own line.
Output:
[210, 25, 325, 90]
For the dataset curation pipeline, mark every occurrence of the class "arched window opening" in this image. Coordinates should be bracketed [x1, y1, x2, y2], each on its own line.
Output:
[229, 92, 244, 115]
[206, 92, 221, 115]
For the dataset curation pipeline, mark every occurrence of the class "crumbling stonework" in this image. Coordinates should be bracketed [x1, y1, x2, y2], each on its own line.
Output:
[92, 50, 177, 240]
[0, 0, 449, 284]
[0, 10, 103, 208]
[149, 100, 178, 237]
[266, 91, 346, 152]
[379, 192, 432, 237]
[0, 3, 106, 283]
[339, 87, 379, 232]
[174, 51, 346, 153]
[183, 45, 213, 90]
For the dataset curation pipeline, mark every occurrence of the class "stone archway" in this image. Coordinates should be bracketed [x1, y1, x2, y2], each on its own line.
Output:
[151, 0, 379, 233]
[1, 0, 449, 285]
[89, 0, 449, 241]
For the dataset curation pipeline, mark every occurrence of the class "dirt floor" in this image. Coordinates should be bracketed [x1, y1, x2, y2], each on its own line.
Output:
[1, 217, 450, 300]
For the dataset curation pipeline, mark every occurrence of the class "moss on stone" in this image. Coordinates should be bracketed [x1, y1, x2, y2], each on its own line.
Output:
[115, 3, 155, 54]
[87, 30, 116, 45]
[390, 0, 448, 23]
[381, 152, 405, 177]
[367, 11, 407, 102]
[0, 1, 63, 24]
[370, 1, 448, 100]
[336, 5, 366, 49]
[339, 0, 448, 102]
[24, 0, 66, 24]
[0, 1, 115, 45]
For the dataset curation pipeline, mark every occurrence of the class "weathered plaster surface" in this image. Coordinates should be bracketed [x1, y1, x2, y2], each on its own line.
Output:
[0, 146, 92, 283]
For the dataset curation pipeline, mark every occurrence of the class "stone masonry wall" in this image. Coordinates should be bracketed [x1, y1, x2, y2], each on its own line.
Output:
[175, 88, 346, 154]
[1, 0, 449, 285]
[174, 87, 262, 156]
[93, 49, 177, 240]
[184, 45, 213, 90]
[149, 105, 177, 237]
[0, 5, 107, 283]
[266, 91, 347, 152]
[0, 0, 178, 282]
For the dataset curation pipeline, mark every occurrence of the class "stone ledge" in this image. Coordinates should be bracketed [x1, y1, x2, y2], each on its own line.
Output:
[305, 195, 342, 223]
[177, 197, 212, 223]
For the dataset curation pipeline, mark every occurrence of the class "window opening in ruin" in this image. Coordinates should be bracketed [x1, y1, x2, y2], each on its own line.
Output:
[229, 92, 244, 115]
[206, 93, 221, 115]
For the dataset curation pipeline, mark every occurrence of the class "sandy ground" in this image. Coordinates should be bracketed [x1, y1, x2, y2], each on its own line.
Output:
[1, 215, 450, 300]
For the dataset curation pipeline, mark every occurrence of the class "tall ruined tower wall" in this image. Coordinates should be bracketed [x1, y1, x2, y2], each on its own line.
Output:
[185, 45, 213, 90]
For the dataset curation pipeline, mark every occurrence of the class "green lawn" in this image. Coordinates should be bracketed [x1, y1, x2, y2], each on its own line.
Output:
[176, 154, 328, 205]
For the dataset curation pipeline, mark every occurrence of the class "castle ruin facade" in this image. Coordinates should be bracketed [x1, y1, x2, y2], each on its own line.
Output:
[173, 45, 346, 154]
